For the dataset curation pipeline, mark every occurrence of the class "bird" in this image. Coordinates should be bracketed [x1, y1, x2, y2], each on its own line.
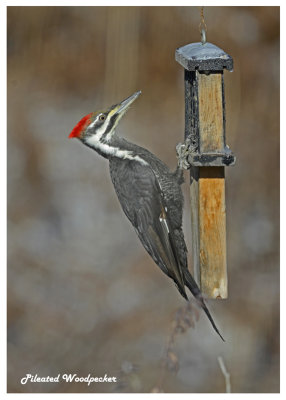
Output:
[68, 91, 224, 341]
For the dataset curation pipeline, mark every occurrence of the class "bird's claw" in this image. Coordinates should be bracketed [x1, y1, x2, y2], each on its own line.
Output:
[176, 138, 191, 170]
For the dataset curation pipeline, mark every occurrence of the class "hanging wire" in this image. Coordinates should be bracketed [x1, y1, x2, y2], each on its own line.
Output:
[198, 6, 207, 45]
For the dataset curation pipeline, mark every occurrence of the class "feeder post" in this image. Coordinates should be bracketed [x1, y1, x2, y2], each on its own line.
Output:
[175, 42, 235, 299]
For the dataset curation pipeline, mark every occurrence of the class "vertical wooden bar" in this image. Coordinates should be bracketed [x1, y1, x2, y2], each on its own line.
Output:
[189, 166, 200, 284]
[185, 70, 228, 298]
[185, 70, 201, 284]
[196, 71, 228, 298]
[199, 167, 227, 298]
[198, 72, 224, 152]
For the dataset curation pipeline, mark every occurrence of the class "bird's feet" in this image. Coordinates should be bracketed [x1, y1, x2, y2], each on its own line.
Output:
[176, 138, 191, 170]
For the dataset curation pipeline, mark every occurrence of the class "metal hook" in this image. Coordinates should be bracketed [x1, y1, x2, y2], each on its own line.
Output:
[199, 6, 207, 45]
[201, 27, 207, 45]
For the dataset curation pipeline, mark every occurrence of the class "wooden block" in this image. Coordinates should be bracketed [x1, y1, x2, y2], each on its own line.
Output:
[197, 72, 224, 152]
[199, 167, 227, 298]
[186, 70, 229, 299]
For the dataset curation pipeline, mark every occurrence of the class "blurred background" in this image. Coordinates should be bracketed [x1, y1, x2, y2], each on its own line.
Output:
[7, 6, 279, 393]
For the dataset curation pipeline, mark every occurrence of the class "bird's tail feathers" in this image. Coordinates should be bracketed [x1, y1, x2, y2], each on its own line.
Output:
[184, 269, 225, 342]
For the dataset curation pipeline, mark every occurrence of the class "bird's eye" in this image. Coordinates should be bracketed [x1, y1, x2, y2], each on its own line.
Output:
[99, 114, 106, 121]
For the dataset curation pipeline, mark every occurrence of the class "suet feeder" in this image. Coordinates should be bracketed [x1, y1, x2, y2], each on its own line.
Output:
[175, 41, 235, 299]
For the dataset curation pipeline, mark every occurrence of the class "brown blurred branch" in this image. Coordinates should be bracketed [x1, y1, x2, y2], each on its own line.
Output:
[151, 301, 199, 392]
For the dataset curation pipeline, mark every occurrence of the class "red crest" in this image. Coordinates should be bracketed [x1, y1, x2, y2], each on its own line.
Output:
[69, 113, 93, 138]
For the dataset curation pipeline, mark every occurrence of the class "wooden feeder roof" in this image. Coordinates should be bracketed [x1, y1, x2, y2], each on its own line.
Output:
[175, 42, 233, 72]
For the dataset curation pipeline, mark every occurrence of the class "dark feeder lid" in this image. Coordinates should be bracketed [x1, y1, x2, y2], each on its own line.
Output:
[175, 42, 233, 71]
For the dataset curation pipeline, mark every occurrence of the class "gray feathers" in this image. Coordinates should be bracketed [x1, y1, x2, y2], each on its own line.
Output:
[109, 153, 187, 298]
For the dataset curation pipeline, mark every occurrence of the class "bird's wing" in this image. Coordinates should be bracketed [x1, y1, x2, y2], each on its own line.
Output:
[110, 159, 187, 298]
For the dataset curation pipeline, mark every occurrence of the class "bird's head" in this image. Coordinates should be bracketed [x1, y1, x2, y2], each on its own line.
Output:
[68, 91, 141, 145]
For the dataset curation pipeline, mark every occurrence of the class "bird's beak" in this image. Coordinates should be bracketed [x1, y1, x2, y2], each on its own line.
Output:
[110, 91, 141, 120]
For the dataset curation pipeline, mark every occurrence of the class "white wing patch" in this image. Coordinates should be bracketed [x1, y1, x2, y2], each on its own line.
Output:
[159, 215, 170, 233]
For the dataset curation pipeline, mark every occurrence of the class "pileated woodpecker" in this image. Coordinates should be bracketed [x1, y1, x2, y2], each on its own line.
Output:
[69, 91, 224, 341]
